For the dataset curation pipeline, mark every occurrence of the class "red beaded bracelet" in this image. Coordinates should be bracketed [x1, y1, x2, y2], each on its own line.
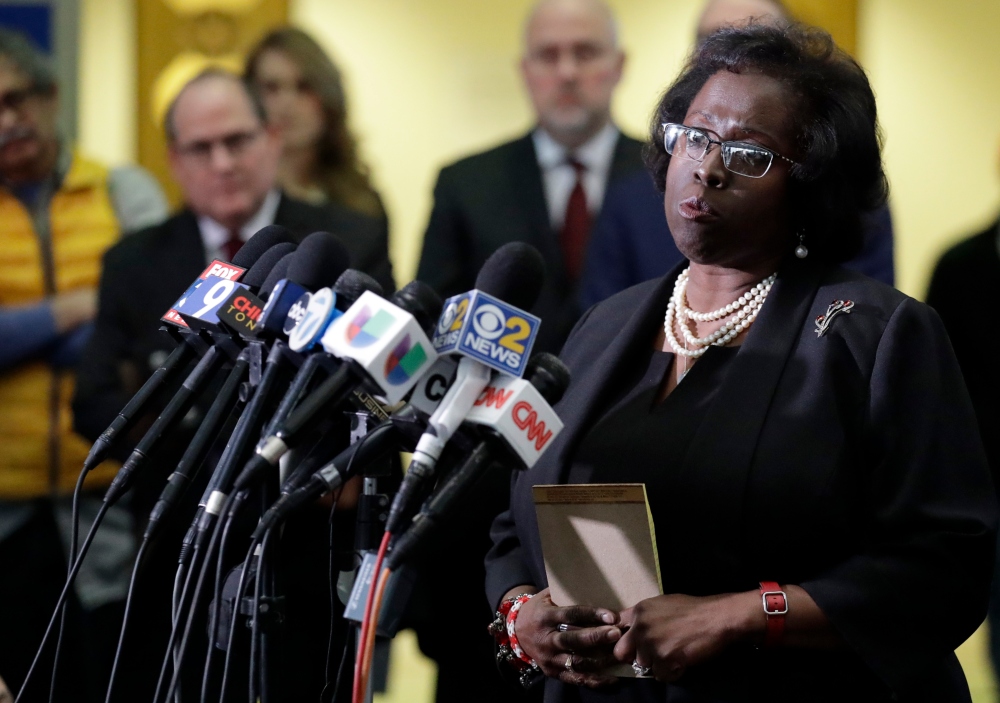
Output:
[488, 593, 540, 687]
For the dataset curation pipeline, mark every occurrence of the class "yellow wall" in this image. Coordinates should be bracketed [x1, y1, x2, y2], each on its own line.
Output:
[860, 0, 1000, 297]
[290, 0, 704, 284]
[78, 0, 1000, 296]
[78, 0, 137, 166]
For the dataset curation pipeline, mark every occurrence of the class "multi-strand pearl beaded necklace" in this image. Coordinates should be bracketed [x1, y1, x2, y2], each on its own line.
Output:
[664, 267, 776, 377]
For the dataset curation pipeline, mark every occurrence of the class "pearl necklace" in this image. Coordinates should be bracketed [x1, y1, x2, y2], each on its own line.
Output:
[664, 268, 776, 359]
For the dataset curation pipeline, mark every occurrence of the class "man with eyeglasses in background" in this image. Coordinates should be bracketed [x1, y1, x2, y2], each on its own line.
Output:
[579, 0, 897, 309]
[75, 67, 393, 450]
[71, 68, 392, 702]
[0, 26, 168, 702]
[411, 2, 643, 702]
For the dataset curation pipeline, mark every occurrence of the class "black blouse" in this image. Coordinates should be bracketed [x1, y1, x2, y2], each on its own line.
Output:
[558, 343, 898, 702]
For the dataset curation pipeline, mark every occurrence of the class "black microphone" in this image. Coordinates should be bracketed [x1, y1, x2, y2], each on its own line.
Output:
[102, 243, 293, 505]
[255, 231, 353, 337]
[184, 239, 356, 525]
[384, 242, 546, 535]
[385, 353, 569, 569]
[81, 226, 297, 473]
[244, 280, 442, 486]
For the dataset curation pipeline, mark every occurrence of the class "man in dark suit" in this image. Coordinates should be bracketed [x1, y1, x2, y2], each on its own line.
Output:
[417, 0, 644, 355]
[926, 217, 1000, 682]
[71, 69, 392, 702]
[74, 69, 393, 444]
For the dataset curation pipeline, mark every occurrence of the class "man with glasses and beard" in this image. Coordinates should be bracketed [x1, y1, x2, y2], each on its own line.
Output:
[0, 27, 168, 702]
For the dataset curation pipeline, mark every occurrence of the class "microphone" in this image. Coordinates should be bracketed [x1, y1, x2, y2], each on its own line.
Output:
[385, 353, 569, 569]
[384, 242, 546, 535]
[255, 231, 352, 338]
[183, 247, 355, 520]
[246, 280, 442, 483]
[162, 225, 296, 329]
[102, 243, 293, 504]
[81, 226, 296, 472]
[179, 241, 296, 338]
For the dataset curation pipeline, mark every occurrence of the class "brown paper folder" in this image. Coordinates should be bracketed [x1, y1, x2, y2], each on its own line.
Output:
[533, 483, 662, 677]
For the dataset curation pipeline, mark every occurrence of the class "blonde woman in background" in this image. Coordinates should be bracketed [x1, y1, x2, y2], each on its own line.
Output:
[245, 27, 384, 220]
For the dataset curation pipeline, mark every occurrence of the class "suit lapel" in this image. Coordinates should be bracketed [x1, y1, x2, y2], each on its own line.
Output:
[506, 134, 564, 278]
[669, 260, 823, 581]
[607, 133, 645, 184]
[163, 210, 209, 294]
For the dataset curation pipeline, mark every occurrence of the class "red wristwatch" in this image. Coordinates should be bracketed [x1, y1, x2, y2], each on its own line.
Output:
[759, 581, 787, 647]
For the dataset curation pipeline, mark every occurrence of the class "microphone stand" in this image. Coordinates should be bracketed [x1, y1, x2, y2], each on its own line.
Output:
[351, 412, 398, 703]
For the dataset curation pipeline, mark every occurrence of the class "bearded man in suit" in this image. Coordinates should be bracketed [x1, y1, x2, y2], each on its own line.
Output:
[417, 0, 643, 354]
[410, 3, 642, 702]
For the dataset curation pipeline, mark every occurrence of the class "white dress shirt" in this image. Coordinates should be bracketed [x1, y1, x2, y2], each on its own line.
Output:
[532, 122, 620, 231]
[197, 188, 282, 264]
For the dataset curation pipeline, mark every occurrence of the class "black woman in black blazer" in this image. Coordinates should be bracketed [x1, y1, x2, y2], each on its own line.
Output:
[485, 24, 996, 703]
[487, 260, 996, 702]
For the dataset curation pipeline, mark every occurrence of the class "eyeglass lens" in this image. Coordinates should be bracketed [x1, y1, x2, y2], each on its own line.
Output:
[0, 86, 36, 114]
[181, 130, 261, 162]
[664, 124, 773, 178]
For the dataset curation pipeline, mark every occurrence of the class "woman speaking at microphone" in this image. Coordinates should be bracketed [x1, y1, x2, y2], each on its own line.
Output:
[484, 22, 996, 703]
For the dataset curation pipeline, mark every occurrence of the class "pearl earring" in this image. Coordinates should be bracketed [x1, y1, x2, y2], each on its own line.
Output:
[795, 231, 809, 259]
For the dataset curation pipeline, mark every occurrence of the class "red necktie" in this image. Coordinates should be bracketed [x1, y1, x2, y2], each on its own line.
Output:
[561, 158, 590, 281]
[222, 230, 243, 262]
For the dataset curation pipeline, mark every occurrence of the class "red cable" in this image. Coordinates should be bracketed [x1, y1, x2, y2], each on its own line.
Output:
[353, 531, 391, 703]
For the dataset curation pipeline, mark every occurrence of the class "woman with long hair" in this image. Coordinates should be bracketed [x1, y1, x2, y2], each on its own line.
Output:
[245, 27, 383, 219]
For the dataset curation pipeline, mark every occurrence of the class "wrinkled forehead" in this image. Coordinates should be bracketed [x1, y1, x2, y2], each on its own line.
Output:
[172, 77, 262, 142]
[524, 0, 617, 53]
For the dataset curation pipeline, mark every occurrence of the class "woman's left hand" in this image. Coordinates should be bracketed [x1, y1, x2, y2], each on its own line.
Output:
[612, 592, 758, 682]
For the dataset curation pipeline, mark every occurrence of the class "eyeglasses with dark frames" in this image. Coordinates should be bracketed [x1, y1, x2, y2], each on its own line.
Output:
[662, 122, 796, 179]
[175, 129, 264, 164]
[0, 84, 44, 115]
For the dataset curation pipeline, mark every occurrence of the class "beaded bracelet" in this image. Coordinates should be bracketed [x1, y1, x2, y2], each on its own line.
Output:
[488, 593, 540, 687]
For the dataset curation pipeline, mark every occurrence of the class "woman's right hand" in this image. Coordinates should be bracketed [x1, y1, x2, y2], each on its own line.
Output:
[507, 587, 622, 688]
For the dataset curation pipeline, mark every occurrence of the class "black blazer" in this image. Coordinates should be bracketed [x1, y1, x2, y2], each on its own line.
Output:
[927, 220, 1000, 498]
[72, 193, 393, 445]
[416, 130, 645, 353]
[486, 260, 997, 702]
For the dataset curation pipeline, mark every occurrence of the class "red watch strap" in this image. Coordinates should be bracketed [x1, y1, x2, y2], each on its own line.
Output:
[759, 581, 787, 647]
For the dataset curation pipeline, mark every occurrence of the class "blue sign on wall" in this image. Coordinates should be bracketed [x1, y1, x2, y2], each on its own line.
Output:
[0, 5, 53, 53]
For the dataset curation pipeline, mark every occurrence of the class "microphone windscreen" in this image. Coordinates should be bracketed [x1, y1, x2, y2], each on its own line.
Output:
[474, 242, 545, 310]
[526, 352, 571, 404]
[242, 242, 297, 289]
[287, 232, 352, 291]
[231, 225, 297, 268]
[391, 280, 443, 336]
[258, 252, 295, 301]
[333, 269, 384, 309]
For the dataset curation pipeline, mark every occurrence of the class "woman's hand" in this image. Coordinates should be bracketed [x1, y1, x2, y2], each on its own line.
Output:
[509, 587, 623, 688]
[613, 592, 760, 682]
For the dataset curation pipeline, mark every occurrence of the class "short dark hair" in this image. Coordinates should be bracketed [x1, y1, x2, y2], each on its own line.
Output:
[646, 23, 888, 264]
[0, 28, 56, 94]
[163, 68, 268, 144]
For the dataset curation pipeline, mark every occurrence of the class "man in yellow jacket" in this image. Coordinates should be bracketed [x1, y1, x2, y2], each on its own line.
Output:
[0, 28, 167, 701]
